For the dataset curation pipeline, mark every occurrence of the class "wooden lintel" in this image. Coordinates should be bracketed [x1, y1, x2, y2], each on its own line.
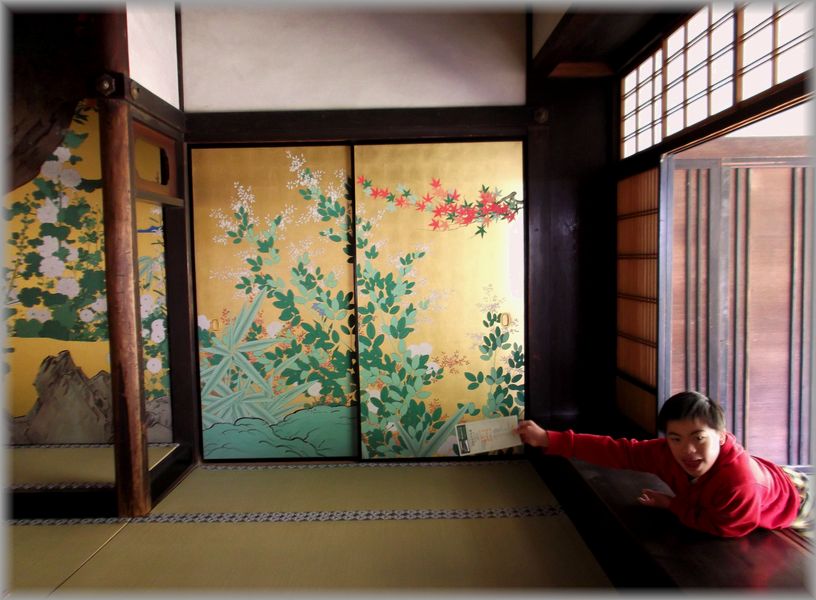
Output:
[549, 62, 614, 78]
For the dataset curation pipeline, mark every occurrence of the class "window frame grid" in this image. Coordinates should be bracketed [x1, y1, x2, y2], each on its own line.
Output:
[621, 2, 813, 159]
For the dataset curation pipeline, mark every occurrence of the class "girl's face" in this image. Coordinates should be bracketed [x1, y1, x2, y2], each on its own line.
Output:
[665, 418, 726, 478]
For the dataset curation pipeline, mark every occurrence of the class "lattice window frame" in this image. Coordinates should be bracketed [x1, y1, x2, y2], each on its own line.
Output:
[621, 2, 813, 158]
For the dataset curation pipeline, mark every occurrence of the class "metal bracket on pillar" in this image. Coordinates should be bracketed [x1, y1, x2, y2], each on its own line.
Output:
[94, 71, 126, 99]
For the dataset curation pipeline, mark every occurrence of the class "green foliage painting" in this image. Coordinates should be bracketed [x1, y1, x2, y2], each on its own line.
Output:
[4, 103, 106, 342]
[192, 143, 525, 460]
[354, 142, 525, 458]
[192, 148, 358, 459]
[4, 101, 173, 424]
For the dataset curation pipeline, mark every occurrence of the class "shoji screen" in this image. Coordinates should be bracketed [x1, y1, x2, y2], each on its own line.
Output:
[191, 147, 357, 459]
[616, 169, 659, 433]
[354, 142, 525, 459]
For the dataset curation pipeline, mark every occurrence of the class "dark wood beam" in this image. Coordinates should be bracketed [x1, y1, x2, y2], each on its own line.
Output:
[185, 106, 530, 144]
[549, 62, 614, 78]
[9, 12, 104, 192]
[98, 10, 151, 518]
[528, 10, 696, 103]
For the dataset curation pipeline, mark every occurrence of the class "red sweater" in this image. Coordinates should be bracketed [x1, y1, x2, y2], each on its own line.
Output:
[545, 430, 800, 537]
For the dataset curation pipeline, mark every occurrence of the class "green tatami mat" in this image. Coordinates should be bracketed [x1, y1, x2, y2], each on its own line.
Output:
[11, 445, 178, 485]
[9, 522, 127, 591]
[54, 516, 611, 590]
[152, 461, 556, 514]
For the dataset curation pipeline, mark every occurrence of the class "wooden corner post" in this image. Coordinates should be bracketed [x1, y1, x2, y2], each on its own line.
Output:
[98, 9, 151, 517]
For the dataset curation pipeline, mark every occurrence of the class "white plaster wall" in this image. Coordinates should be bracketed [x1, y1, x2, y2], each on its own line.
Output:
[127, 4, 180, 109]
[181, 8, 526, 111]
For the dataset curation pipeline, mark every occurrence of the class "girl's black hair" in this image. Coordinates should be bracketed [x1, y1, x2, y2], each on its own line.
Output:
[657, 391, 726, 433]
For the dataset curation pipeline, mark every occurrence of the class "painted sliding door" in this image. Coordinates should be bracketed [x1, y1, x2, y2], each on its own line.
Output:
[4, 101, 111, 444]
[354, 142, 525, 459]
[191, 147, 357, 459]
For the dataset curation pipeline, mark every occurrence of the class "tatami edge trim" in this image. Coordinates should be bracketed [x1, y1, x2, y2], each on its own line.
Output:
[9, 517, 129, 526]
[9, 505, 564, 525]
[8, 443, 178, 449]
[200, 460, 522, 470]
[10, 482, 115, 491]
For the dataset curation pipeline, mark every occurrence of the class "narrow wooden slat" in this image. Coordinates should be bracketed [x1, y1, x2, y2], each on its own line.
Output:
[788, 167, 801, 463]
[616, 168, 659, 426]
[800, 168, 813, 463]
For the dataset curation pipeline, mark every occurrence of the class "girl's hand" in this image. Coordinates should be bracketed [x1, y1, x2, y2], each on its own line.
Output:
[514, 420, 549, 448]
[637, 488, 673, 509]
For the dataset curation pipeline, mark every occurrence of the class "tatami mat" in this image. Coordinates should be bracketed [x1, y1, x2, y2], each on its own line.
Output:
[151, 460, 557, 514]
[8, 460, 613, 592]
[9, 522, 127, 591]
[52, 517, 610, 590]
[10, 445, 179, 486]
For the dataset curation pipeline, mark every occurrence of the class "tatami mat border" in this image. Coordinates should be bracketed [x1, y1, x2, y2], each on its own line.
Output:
[10, 482, 115, 491]
[9, 505, 563, 526]
[200, 459, 522, 470]
[8, 443, 178, 448]
[9, 517, 129, 526]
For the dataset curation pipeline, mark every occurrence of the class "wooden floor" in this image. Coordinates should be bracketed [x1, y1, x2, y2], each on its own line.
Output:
[7, 459, 612, 593]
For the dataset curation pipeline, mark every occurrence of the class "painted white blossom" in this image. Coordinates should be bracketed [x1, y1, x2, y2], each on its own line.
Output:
[39, 256, 65, 277]
[366, 387, 381, 400]
[150, 319, 166, 343]
[56, 277, 80, 298]
[408, 342, 433, 357]
[366, 400, 379, 415]
[66, 245, 79, 262]
[285, 151, 323, 190]
[36, 202, 59, 224]
[427, 361, 440, 373]
[307, 382, 322, 397]
[27, 307, 52, 323]
[141, 294, 156, 309]
[37, 235, 59, 258]
[266, 321, 283, 337]
[197, 315, 210, 330]
[53, 146, 72, 162]
[140, 294, 155, 318]
[91, 297, 107, 312]
[142, 329, 150, 338]
[40, 160, 62, 181]
[59, 168, 82, 189]
[146, 357, 162, 374]
[59, 194, 70, 208]
[79, 308, 95, 322]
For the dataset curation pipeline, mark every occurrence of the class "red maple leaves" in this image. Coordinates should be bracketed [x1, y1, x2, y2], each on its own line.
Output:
[357, 176, 522, 237]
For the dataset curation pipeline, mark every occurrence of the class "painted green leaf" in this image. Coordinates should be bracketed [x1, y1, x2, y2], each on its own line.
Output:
[39, 320, 70, 340]
[80, 270, 106, 294]
[17, 287, 42, 307]
[41, 292, 68, 307]
[13, 319, 42, 337]
[39, 223, 71, 241]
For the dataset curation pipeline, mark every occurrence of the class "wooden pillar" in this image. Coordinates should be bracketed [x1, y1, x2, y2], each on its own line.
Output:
[98, 10, 151, 517]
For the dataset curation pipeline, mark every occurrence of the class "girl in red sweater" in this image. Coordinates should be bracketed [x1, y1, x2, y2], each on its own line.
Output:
[515, 391, 812, 538]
